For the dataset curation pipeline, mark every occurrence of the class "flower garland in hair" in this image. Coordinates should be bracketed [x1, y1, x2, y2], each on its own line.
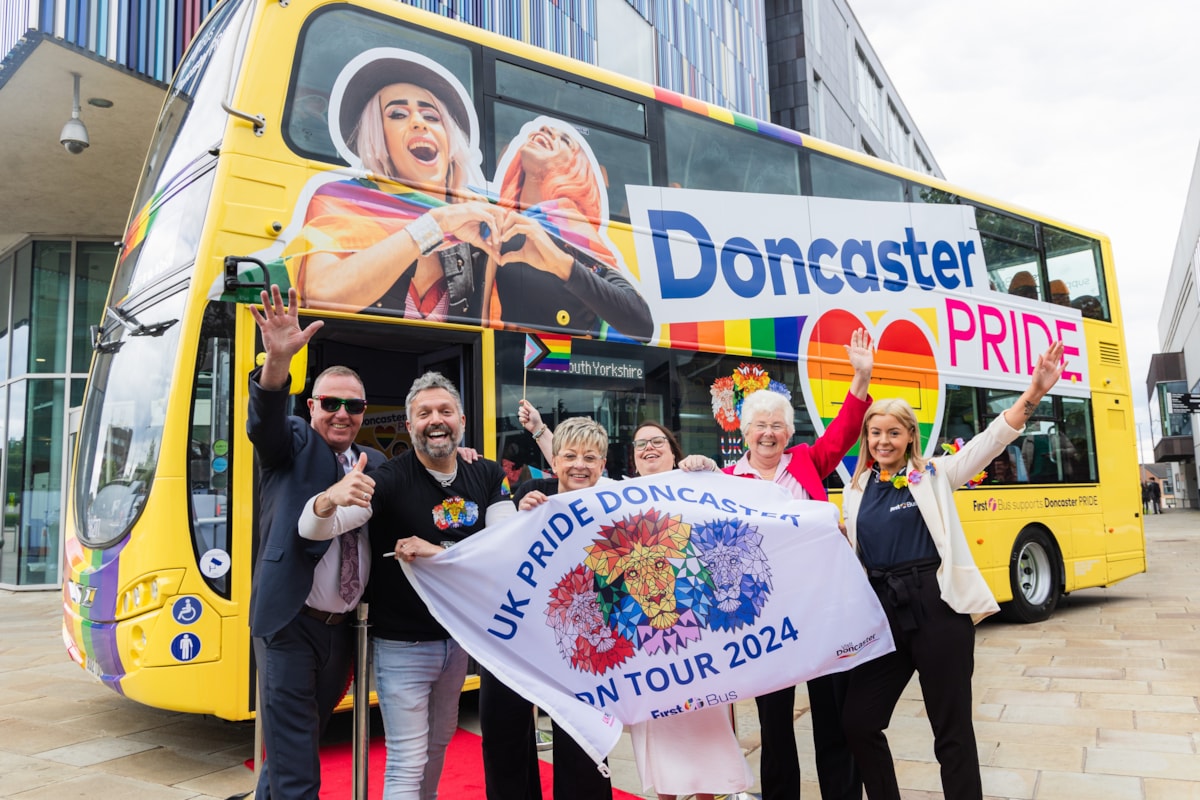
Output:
[709, 363, 792, 432]
[940, 438, 987, 488]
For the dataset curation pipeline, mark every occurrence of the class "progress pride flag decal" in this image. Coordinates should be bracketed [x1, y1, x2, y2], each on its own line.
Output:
[403, 470, 894, 764]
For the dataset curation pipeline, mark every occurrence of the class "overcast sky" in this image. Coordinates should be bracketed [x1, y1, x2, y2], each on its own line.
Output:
[848, 0, 1200, 459]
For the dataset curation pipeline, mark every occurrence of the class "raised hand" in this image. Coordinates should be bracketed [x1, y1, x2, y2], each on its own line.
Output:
[1029, 341, 1066, 396]
[518, 399, 544, 435]
[250, 285, 323, 389]
[844, 326, 874, 400]
[844, 327, 874, 376]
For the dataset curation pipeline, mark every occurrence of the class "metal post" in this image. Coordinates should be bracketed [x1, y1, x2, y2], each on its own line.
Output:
[352, 602, 371, 800]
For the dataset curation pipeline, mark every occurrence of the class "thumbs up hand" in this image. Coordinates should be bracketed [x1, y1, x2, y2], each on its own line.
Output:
[325, 452, 376, 508]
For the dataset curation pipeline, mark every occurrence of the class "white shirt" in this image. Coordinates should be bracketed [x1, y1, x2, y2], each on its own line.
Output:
[302, 449, 369, 613]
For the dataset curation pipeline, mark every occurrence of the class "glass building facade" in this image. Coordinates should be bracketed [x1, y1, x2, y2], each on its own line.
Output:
[1, 0, 769, 119]
[0, 240, 115, 588]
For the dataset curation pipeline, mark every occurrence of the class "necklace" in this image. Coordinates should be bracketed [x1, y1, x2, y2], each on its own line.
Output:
[429, 466, 458, 487]
[875, 464, 915, 489]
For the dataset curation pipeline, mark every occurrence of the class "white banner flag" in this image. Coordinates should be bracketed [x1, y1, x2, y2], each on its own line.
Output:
[402, 470, 895, 764]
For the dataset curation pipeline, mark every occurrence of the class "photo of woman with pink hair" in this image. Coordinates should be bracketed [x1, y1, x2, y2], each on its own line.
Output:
[485, 115, 653, 340]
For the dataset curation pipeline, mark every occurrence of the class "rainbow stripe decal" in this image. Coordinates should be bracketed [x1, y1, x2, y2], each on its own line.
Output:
[652, 86, 805, 148]
[62, 534, 131, 695]
[658, 316, 806, 360]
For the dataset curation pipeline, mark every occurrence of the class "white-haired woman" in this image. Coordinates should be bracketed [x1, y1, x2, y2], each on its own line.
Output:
[841, 342, 1065, 800]
[721, 328, 873, 800]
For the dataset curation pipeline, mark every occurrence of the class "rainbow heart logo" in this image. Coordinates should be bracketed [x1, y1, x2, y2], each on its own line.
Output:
[372, 424, 397, 453]
[801, 309, 942, 478]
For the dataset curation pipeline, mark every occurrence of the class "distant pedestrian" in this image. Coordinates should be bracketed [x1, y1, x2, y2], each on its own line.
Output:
[1141, 481, 1151, 514]
[1148, 480, 1162, 514]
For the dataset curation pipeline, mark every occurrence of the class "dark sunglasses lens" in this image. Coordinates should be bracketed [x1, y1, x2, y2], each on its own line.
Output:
[319, 397, 366, 414]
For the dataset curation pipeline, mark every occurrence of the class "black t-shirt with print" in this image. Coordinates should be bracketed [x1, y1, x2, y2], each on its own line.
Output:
[367, 450, 506, 641]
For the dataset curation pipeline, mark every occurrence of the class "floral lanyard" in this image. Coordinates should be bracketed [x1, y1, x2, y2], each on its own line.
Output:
[876, 438, 987, 490]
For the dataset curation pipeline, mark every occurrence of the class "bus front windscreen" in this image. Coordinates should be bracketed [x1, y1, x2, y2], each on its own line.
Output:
[75, 291, 185, 548]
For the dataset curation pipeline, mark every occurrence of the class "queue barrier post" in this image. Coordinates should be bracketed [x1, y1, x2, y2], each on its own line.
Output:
[352, 602, 372, 800]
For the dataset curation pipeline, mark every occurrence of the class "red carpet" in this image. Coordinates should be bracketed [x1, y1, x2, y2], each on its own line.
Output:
[248, 728, 641, 799]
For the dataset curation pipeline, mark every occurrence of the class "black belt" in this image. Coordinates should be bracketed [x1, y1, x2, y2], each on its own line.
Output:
[301, 604, 348, 625]
[867, 558, 940, 633]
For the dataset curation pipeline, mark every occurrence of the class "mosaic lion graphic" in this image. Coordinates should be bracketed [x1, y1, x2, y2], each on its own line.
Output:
[690, 518, 772, 632]
[585, 509, 714, 655]
[545, 564, 635, 675]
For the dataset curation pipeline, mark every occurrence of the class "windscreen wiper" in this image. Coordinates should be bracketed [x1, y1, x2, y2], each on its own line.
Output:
[91, 305, 178, 352]
[105, 305, 178, 337]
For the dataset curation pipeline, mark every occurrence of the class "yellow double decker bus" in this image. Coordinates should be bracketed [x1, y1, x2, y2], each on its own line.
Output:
[62, 0, 1144, 720]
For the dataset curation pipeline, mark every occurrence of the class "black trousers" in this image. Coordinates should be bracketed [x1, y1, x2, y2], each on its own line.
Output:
[479, 669, 611, 800]
[253, 612, 353, 800]
[843, 563, 981, 800]
[755, 676, 861, 800]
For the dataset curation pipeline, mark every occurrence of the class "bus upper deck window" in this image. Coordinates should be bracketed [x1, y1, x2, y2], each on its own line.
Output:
[1044, 226, 1108, 321]
[495, 61, 645, 137]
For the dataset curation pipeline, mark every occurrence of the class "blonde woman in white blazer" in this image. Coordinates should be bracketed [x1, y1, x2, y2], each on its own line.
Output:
[840, 341, 1065, 800]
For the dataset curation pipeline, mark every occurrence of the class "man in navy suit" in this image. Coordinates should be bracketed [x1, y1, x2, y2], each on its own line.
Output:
[247, 285, 384, 799]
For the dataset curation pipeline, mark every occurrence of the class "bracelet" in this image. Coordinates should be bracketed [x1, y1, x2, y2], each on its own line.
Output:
[532, 425, 548, 440]
[406, 213, 444, 256]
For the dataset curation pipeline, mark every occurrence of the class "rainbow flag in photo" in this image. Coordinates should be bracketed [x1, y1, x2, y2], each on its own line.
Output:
[530, 332, 572, 372]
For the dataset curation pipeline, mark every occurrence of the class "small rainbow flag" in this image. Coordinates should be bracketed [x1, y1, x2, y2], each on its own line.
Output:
[524, 334, 549, 369]
[529, 332, 572, 372]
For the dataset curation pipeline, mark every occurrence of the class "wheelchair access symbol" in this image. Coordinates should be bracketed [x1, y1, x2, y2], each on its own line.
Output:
[172, 596, 202, 625]
[171, 632, 201, 662]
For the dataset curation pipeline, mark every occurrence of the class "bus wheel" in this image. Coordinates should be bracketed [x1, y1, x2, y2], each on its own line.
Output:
[1001, 528, 1060, 623]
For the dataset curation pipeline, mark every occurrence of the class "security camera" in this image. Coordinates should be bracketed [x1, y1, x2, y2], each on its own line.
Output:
[61, 117, 89, 154]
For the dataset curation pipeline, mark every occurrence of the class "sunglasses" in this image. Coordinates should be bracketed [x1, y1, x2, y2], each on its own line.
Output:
[314, 395, 367, 415]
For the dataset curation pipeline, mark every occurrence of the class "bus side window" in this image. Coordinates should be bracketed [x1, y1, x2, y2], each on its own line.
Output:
[974, 207, 1040, 300]
[490, 100, 652, 224]
[189, 303, 235, 597]
[664, 107, 801, 196]
[807, 150, 904, 202]
[1044, 225, 1109, 322]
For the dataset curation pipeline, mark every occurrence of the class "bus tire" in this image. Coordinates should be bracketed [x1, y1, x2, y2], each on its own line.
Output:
[1001, 528, 1060, 623]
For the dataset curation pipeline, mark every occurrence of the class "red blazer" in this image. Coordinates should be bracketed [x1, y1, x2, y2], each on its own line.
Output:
[723, 391, 871, 501]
